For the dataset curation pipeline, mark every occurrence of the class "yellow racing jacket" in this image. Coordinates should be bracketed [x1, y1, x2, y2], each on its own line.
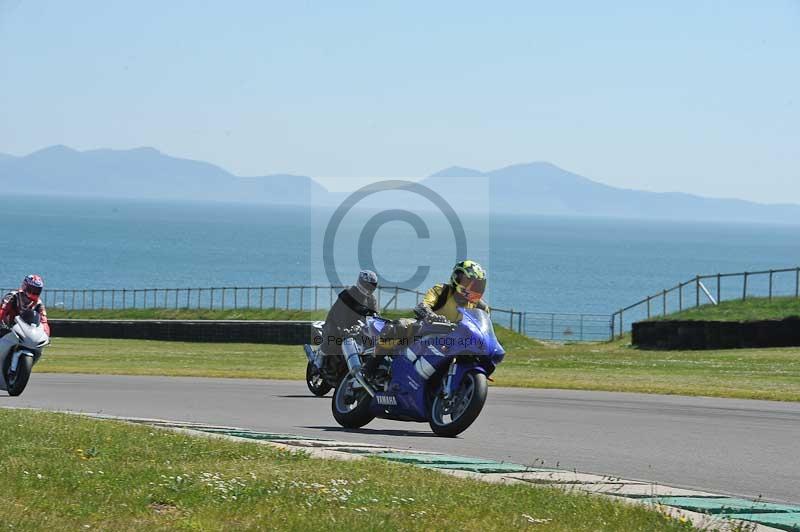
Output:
[420, 283, 489, 323]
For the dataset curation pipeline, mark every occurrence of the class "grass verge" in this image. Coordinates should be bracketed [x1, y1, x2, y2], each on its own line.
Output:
[0, 408, 692, 531]
[37, 336, 800, 401]
[648, 296, 800, 322]
[40, 307, 800, 401]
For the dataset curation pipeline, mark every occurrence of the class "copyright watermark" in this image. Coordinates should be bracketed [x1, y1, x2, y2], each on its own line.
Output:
[311, 175, 489, 303]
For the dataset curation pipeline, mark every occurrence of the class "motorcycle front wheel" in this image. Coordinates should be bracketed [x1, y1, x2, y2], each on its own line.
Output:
[331, 374, 375, 428]
[306, 361, 333, 396]
[5, 355, 33, 397]
[429, 372, 488, 437]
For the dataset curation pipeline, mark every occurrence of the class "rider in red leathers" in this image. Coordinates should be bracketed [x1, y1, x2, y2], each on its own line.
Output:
[0, 275, 51, 336]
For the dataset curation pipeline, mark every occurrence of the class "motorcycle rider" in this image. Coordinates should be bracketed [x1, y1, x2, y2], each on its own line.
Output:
[358, 261, 491, 381]
[316, 270, 379, 372]
[414, 260, 490, 324]
[0, 274, 51, 336]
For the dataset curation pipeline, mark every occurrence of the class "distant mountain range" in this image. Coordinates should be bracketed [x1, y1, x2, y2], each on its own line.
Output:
[0, 145, 325, 205]
[1, 145, 798, 224]
[425, 163, 800, 223]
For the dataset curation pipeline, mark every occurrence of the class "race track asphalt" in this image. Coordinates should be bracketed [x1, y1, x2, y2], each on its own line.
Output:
[3, 374, 799, 504]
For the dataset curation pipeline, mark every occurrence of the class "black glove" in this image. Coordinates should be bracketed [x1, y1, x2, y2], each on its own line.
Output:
[414, 302, 444, 322]
[427, 313, 450, 325]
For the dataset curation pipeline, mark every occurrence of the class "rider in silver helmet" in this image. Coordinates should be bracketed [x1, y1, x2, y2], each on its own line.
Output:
[317, 270, 379, 365]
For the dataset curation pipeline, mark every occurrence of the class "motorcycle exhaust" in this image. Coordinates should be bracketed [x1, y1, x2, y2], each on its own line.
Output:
[342, 337, 376, 397]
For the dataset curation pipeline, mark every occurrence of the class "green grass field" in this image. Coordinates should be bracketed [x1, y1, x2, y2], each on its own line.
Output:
[37, 334, 800, 401]
[649, 296, 800, 322]
[36, 306, 800, 401]
[0, 408, 692, 531]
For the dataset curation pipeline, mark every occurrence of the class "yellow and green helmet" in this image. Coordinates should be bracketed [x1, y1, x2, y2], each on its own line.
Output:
[450, 260, 487, 302]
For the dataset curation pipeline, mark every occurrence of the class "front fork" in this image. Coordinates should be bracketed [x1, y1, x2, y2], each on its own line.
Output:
[441, 360, 488, 404]
[443, 359, 458, 401]
[303, 344, 325, 369]
[9, 350, 29, 373]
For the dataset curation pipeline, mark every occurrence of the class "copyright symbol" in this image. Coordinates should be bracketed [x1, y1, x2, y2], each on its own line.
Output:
[312, 335, 322, 345]
[322, 180, 467, 290]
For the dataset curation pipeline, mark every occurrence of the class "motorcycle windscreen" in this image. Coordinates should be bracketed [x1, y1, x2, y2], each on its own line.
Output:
[458, 308, 505, 359]
[20, 309, 40, 326]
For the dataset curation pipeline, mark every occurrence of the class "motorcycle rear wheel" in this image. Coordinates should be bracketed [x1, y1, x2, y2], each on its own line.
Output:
[5, 355, 33, 397]
[331, 374, 375, 428]
[429, 372, 488, 437]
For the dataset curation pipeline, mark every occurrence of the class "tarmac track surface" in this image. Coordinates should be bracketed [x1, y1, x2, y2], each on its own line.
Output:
[3, 374, 799, 504]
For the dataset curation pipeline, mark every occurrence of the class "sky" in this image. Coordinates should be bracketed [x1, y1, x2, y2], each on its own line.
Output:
[0, 1, 798, 201]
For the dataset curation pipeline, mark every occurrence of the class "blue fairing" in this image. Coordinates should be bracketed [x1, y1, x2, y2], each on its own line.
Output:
[456, 308, 506, 366]
[365, 308, 505, 422]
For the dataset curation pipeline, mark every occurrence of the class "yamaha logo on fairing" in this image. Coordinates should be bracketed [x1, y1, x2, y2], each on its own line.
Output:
[376, 395, 397, 406]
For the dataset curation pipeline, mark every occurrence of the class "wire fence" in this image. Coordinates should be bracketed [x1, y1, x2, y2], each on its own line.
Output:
[26, 267, 798, 343]
[611, 266, 800, 338]
[523, 313, 613, 342]
[4, 284, 613, 342]
[20, 285, 424, 315]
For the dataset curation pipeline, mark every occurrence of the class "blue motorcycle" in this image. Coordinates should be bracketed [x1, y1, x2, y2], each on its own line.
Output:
[331, 308, 505, 437]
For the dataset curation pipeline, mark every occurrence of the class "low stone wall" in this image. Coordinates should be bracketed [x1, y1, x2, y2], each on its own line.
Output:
[49, 319, 315, 345]
[632, 318, 800, 350]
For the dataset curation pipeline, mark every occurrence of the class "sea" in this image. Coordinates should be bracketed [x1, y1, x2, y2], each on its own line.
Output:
[3, 196, 799, 321]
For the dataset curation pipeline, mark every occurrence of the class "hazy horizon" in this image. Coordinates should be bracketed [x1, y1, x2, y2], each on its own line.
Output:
[1, 2, 798, 202]
[5, 142, 800, 209]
